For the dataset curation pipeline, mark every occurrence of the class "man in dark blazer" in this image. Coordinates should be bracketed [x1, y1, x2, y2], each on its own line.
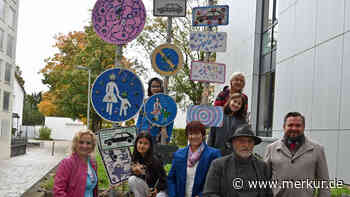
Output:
[203, 125, 272, 197]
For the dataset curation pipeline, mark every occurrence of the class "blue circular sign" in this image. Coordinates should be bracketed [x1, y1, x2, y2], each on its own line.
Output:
[91, 68, 144, 123]
[151, 44, 183, 76]
[144, 93, 177, 127]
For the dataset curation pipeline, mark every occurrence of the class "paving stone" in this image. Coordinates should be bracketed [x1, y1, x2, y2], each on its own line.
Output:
[0, 141, 71, 197]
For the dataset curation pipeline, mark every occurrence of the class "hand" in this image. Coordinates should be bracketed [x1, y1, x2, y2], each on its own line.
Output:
[147, 188, 158, 197]
[160, 127, 168, 139]
[131, 163, 146, 175]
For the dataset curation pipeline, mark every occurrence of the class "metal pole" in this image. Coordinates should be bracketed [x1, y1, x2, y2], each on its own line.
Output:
[201, 0, 215, 105]
[87, 69, 91, 130]
[164, 16, 173, 95]
[115, 45, 123, 68]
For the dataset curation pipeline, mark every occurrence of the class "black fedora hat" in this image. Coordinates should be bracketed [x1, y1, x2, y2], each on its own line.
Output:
[228, 125, 262, 145]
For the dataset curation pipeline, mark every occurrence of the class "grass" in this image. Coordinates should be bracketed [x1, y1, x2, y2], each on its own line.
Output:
[331, 186, 350, 196]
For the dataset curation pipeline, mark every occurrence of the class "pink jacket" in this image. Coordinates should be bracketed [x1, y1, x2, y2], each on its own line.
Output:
[53, 153, 98, 197]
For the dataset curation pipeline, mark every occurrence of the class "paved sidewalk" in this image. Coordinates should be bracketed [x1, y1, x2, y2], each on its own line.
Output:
[0, 140, 71, 197]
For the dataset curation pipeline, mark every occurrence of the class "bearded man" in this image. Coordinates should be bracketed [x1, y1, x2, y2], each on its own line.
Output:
[264, 112, 331, 197]
[203, 125, 272, 197]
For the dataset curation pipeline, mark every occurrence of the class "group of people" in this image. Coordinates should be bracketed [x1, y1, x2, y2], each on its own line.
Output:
[53, 73, 331, 197]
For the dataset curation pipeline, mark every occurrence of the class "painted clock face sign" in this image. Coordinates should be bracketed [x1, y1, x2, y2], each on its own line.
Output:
[144, 93, 177, 127]
[92, 0, 146, 45]
[91, 68, 144, 123]
[151, 44, 184, 76]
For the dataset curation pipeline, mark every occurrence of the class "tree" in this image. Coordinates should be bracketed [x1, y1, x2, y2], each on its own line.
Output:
[39, 25, 147, 131]
[14, 65, 25, 92]
[132, 5, 216, 107]
[22, 92, 45, 125]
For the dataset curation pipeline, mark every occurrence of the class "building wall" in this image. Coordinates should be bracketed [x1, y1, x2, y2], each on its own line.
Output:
[45, 117, 86, 141]
[0, 0, 19, 160]
[215, 0, 350, 182]
[215, 0, 257, 109]
[273, 0, 350, 182]
[12, 77, 24, 128]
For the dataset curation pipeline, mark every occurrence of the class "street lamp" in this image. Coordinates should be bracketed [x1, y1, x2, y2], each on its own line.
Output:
[77, 65, 91, 130]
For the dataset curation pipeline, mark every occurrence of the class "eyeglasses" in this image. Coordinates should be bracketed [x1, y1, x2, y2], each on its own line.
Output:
[151, 85, 161, 88]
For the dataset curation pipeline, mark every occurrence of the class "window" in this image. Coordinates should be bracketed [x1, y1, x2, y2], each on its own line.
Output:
[0, 0, 4, 20]
[3, 90, 10, 111]
[6, 6, 16, 28]
[6, 34, 14, 57]
[0, 28, 4, 50]
[1, 118, 10, 136]
[5, 62, 11, 83]
[252, 0, 278, 136]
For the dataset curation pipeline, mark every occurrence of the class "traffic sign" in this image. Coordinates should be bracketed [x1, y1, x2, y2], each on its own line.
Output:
[144, 93, 177, 127]
[151, 44, 183, 76]
[92, 0, 146, 45]
[192, 5, 229, 27]
[153, 0, 187, 17]
[91, 68, 144, 123]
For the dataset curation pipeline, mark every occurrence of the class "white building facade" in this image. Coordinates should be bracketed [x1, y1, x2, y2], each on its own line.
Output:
[217, 0, 350, 182]
[0, 0, 19, 160]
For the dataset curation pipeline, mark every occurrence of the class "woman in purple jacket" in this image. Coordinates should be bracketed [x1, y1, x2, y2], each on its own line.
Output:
[54, 130, 98, 197]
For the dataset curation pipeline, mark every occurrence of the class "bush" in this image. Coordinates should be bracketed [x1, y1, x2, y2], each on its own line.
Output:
[39, 127, 52, 140]
[170, 128, 187, 147]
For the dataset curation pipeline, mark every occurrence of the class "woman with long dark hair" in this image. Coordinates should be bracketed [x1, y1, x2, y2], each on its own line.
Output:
[208, 93, 248, 156]
[128, 132, 168, 197]
[136, 77, 174, 143]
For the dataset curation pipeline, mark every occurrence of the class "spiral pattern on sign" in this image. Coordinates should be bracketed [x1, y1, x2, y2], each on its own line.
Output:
[186, 105, 224, 127]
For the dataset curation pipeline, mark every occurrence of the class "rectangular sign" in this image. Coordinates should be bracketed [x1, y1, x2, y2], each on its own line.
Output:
[190, 61, 226, 83]
[98, 127, 137, 150]
[98, 146, 132, 184]
[192, 5, 229, 26]
[153, 0, 187, 17]
[190, 32, 227, 52]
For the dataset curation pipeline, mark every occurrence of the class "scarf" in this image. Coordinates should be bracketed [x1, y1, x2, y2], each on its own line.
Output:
[283, 134, 305, 153]
[187, 143, 205, 167]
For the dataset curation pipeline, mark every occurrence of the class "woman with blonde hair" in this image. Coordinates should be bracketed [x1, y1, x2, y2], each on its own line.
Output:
[214, 72, 248, 113]
[54, 130, 98, 197]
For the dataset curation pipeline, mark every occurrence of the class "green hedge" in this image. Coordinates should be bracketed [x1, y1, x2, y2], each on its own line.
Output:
[170, 128, 187, 147]
[39, 127, 52, 140]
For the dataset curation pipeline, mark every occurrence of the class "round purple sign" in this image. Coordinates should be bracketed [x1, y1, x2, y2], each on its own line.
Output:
[92, 0, 146, 45]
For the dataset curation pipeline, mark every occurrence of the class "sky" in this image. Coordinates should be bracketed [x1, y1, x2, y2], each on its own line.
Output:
[16, 0, 97, 94]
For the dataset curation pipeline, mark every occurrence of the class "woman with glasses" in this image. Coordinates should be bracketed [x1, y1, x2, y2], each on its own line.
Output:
[136, 77, 174, 144]
[53, 130, 98, 197]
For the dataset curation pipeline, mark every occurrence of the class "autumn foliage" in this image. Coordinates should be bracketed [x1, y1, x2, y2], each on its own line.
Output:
[38, 25, 146, 131]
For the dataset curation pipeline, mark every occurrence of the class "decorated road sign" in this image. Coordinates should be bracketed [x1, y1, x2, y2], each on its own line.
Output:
[92, 0, 146, 45]
[144, 93, 177, 127]
[97, 145, 132, 184]
[186, 105, 224, 127]
[190, 61, 226, 83]
[190, 32, 227, 52]
[151, 44, 183, 76]
[98, 127, 137, 150]
[192, 5, 229, 27]
[153, 0, 186, 17]
[91, 68, 144, 123]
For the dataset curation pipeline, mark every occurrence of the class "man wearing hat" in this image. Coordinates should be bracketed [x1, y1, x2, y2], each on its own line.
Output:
[264, 112, 330, 197]
[202, 124, 272, 197]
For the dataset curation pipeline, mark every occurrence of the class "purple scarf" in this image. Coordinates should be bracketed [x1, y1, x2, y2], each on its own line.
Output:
[187, 143, 205, 167]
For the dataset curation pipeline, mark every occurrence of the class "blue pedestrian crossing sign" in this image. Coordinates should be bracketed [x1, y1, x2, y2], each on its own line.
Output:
[91, 68, 144, 123]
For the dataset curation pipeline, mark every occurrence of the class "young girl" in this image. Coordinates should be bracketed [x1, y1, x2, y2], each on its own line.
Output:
[208, 93, 247, 156]
[136, 77, 173, 144]
[128, 132, 168, 197]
